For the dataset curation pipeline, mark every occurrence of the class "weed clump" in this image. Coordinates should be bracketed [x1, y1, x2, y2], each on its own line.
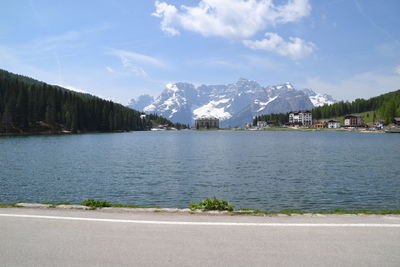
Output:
[190, 197, 234, 211]
[80, 198, 111, 208]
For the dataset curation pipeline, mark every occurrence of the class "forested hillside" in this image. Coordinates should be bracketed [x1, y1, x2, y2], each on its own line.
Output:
[254, 89, 400, 126]
[253, 113, 289, 126]
[0, 69, 183, 134]
[312, 90, 400, 123]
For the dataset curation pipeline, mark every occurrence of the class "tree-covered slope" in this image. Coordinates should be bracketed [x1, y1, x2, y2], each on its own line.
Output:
[311, 90, 400, 124]
[0, 69, 182, 134]
[254, 89, 400, 126]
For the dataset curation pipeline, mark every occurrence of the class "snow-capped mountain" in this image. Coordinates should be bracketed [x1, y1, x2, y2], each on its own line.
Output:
[301, 88, 336, 107]
[128, 79, 336, 127]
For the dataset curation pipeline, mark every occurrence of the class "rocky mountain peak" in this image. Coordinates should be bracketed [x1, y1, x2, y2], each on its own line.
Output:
[128, 79, 336, 127]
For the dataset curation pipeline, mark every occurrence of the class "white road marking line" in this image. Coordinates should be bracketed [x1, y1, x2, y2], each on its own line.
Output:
[1, 213, 400, 227]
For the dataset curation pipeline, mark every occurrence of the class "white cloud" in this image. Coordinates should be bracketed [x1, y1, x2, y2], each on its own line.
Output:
[110, 49, 164, 67]
[152, 1, 180, 36]
[117, 55, 147, 77]
[302, 70, 400, 101]
[108, 49, 166, 78]
[243, 32, 315, 59]
[29, 24, 112, 53]
[106, 66, 115, 73]
[395, 65, 400, 75]
[152, 0, 311, 39]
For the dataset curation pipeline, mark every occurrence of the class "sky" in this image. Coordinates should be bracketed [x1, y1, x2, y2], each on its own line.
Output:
[1, 0, 400, 104]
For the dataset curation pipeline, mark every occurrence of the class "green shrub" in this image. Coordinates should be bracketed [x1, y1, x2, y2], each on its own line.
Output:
[80, 198, 111, 208]
[55, 202, 72, 205]
[190, 197, 234, 211]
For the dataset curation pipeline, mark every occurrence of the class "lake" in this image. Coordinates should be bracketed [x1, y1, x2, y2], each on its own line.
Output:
[1, 130, 399, 211]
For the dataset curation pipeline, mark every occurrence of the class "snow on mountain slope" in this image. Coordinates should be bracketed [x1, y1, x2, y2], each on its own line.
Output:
[129, 79, 336, 127]
[255, 96, 278, 112]
[309, 93, 335, 107]
[302, 88, 335, 107]
[193, 98, 232, 120]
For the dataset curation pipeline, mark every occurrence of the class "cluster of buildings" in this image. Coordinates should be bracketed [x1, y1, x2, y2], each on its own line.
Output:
[287, 111, 370, 129]
[314, 115, 367, 129]
[287, 111, 398, 130]
[245, 120, 270, 130]
[193, 114, 400, 131]
[248, 110, 393, 130]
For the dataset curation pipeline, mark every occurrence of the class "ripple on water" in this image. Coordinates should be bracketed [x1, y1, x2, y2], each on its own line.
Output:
[0, 131, 400, 211]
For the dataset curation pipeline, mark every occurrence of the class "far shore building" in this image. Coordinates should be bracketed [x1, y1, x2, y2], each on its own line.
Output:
[314, 120, 326, 128]
[288, 110, 312, 126]
[245, 122, 253, 129]
[374, 120, 385, 130]
[344, 115, 364, 127]
[394, 117, 400, 127]
[327, 120, 341, 129]
[195, 118, 219, 129]
[257, 121, 268, 129]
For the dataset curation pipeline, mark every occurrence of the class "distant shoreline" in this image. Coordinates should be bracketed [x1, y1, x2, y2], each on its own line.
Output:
[221, 127, 386, 133]
[0, 129, 145, 137]
[1, 127, 390, 137]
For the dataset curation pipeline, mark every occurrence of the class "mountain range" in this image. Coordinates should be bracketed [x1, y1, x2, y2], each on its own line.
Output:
[128, 78, 336, 127]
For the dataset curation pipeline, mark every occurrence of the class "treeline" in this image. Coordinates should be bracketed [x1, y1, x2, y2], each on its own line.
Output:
[146, 113, 187, 129]
[0, 69, 183, 134]
[312, 90, 400, 123]
[253, 113, 289, 126]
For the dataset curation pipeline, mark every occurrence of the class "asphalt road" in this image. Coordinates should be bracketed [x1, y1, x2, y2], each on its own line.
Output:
[1, 208, 400, 267]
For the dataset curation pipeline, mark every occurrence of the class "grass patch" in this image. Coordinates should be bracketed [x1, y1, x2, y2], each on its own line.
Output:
[280, 209, 305, 214]
[190, 197, 234, 211]
[233, 208, 400, 215]
[232, 208, 305, 215]
[316, 209, 400, 215]
[79, 199, 157, 209]
[0, 203, 18, 208]
[4, 199, 400, 215]
[80, 198, 111, 208]
[108, 203, 141, 208]
[55, 202, 72, 205]
[40, 201, 72, 206]
[233, 209, 270, 215]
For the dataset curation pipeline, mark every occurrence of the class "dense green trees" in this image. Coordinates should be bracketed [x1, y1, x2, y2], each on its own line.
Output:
[253, 113, 289, 126]
[253, 89, 400, 126]
[312, 90, 400, 124]
[0, 69, 184, 134]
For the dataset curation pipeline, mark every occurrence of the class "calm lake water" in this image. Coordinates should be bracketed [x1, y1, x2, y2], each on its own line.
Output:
[1, 130, 400, 211]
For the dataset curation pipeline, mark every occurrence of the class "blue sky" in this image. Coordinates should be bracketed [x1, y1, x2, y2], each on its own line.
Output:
[1, 0, 400, 104]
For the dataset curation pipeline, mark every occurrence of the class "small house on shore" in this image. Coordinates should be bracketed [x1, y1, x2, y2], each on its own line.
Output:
[257, 121, 268, 129]
[375, 120, 385, 130]
[344, 115, 364, 127]
[314, 120, 327, 128]
[327, 120, 341, 129]
[394, 117, 400, 126]
[195, 118, 219, 129]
